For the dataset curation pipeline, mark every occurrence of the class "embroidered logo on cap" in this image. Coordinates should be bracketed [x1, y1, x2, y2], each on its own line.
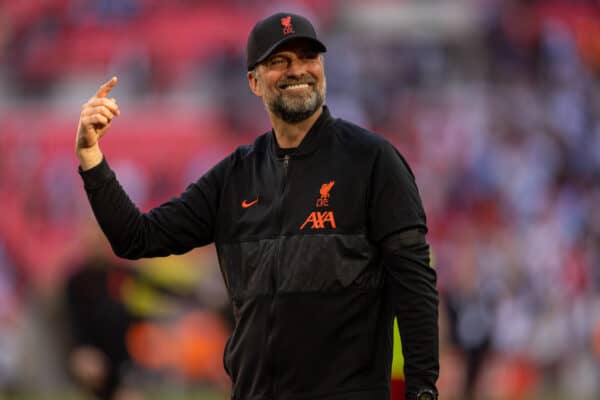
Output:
[280, 16, 295, 35]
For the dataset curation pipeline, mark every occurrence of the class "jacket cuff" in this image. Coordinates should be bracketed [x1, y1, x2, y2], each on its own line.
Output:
[405, 389, 438, 400]
[78, 157, 115, 191]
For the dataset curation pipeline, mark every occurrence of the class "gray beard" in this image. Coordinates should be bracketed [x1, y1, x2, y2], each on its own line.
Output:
[268, 88, 325, 123]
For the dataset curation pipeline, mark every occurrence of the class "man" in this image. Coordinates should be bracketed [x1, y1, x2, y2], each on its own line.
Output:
[76, 12, 439, 400]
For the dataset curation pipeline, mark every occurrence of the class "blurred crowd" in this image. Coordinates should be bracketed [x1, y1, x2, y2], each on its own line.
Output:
[1, 0, 600, 399]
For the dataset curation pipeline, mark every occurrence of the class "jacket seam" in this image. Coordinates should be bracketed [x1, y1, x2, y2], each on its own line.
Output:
[216, 231, 370, 246]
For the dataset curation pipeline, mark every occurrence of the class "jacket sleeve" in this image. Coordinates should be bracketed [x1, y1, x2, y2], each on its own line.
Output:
[79, 156, 227, 259]
[381, 229, 438, 397]
[368, 141, 439, 395]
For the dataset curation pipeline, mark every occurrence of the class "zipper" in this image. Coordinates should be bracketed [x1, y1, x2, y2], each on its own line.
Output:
[273, 154, 290, 287]
[268, 153, 291, 399]
[283, 154, 290, 175]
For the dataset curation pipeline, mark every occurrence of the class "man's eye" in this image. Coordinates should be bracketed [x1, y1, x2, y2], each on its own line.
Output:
[269, 58, 287, 66]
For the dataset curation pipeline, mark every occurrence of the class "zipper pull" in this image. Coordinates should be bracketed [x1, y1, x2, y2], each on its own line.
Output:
[283, 155, 290, 174]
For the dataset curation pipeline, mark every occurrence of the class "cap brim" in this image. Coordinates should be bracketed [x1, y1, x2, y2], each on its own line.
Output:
[248, 36, 327, 70]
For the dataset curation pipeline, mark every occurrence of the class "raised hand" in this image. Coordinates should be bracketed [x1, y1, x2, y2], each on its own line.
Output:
[76, 77, 121, 169]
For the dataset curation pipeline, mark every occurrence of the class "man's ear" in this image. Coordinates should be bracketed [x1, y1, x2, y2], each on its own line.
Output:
[247, 70, 262, 97]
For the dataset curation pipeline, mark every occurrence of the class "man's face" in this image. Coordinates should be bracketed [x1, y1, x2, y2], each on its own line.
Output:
[249, 40, 326, 123]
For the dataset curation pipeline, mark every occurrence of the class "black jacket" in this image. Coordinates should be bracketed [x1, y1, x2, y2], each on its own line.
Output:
[80, 107, 438, 399]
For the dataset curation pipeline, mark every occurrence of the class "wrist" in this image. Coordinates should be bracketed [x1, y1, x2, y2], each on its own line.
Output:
[77, 145, 103, 171]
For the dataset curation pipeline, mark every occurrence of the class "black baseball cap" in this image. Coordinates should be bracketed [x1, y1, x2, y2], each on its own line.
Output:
[246, 12, 327, 71]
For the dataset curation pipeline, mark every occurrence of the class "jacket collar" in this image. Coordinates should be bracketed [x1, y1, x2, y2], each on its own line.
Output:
[270, 106, 335, 158]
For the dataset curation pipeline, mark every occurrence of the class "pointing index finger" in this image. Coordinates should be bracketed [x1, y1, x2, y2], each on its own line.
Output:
[95, 76, 118, 98]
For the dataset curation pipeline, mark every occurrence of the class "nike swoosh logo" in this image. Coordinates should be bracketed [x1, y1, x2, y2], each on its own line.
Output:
[241, 197, 259, 208]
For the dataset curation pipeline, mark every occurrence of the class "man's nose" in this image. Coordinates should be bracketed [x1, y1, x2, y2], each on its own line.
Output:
[285, 57, 307, 77]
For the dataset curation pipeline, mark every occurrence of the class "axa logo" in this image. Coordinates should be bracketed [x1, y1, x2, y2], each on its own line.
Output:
[280, 16, 295, 35]
[300, 181, 336, 230]
[300, 211, 336, 230]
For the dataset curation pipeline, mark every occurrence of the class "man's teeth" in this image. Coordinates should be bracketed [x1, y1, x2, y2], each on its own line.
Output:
[284, 83, 309, 89]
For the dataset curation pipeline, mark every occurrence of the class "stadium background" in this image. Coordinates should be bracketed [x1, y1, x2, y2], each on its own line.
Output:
[1, 0, 600, 399]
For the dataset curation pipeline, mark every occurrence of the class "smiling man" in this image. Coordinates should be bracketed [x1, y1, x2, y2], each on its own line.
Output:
[247, 19, 327, 148]
[250, 40, 325, 122]
[76, 12, 439, 400]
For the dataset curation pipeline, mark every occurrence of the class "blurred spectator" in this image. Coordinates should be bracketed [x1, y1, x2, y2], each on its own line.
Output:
[63, 250, 141, 400]
[1, 0, 600, 398]
[61, 225, 230, 398]
[0, 242, 22, 393]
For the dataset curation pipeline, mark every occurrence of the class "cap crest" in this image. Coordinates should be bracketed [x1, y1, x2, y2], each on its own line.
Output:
[280, 16, 295, 35]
